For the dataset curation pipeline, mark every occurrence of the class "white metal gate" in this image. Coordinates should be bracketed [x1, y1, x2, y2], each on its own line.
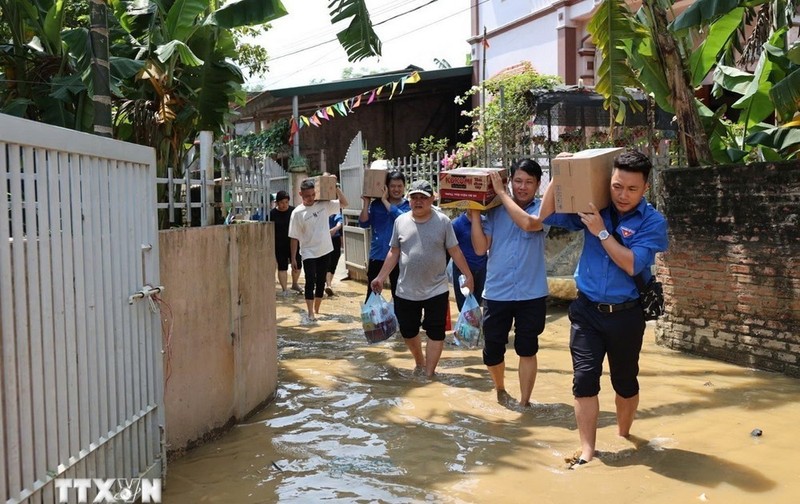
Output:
[1, 115, 164, 503]
[339, 132, 369, 272]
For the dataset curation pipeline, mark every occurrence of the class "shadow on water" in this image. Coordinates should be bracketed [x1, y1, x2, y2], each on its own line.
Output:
[601, 435, 775, 493]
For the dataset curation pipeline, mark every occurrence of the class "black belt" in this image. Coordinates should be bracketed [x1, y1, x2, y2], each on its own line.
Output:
[578, 292, 639, 314]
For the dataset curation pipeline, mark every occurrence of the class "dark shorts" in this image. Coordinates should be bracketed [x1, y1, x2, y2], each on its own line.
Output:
[393, 291, 450, 341]
[482, 297, 547, 367]
[276, 247, 302, 272]
[568, 293, 646, 398]
[327, 235, 342, 275]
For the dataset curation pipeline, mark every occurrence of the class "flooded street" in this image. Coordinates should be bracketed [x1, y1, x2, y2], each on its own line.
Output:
[165, 275, 799, 503]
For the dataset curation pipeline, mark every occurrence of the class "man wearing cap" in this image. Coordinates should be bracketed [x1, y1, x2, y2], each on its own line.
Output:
[270, 190, 302, 296]
[371, 180, 474, 378]
[359, 171, 411, 303]
[289, 177, 349, 324]
[541, 149, 668, 467]
[470, 159, 549, 408]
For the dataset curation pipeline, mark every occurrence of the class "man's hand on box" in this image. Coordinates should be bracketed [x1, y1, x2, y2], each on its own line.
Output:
[489, 171, 506, 195]
[578, 202, 605, 236]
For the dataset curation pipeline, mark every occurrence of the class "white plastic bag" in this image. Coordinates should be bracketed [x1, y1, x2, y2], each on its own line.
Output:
[453, 293, 482, 348]
[360, 292, 399, 344]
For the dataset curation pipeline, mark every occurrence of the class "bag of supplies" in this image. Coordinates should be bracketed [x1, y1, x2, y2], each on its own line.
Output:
[453, 293, 482, 348]
[361, 292, 399, 344]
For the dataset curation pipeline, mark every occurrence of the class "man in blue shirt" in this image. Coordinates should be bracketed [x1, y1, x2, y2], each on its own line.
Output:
[325, 211, 344, 296]
[470, 159, 549, 408]
[359, 171, 411, 303]
[542, 150, 668, 468]
[451, 211, 487, 310]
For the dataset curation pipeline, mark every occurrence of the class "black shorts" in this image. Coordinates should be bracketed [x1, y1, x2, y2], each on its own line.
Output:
[276, 249, 302, 272]
[393, 291, 450, 341]
[568, 293, 646, 398]
[482, 297, 547, 367]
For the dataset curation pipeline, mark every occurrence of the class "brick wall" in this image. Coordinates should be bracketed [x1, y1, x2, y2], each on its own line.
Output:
[655, 161, 800, 377]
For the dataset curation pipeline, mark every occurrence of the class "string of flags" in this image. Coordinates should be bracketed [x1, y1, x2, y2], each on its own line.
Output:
[288, 71, 422, 142]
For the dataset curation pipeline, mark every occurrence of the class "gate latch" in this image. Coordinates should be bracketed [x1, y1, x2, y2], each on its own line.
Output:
[129, 284, 164, 312]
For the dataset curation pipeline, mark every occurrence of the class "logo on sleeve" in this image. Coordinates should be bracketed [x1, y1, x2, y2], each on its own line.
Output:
[621, 226, 635, 238]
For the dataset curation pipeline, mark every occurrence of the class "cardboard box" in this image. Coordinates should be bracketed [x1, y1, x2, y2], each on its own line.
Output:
[550, 147, 623, 213]
[362, 168, 387, 198]
[306, 174, 338, 201]
[438, 167, 507, 211]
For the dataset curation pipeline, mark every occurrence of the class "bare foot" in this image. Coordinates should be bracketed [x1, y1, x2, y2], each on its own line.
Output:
[496, 389, 516, 406]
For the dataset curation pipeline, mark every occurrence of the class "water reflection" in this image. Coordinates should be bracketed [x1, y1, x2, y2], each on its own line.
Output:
[165, 281, 797, 504]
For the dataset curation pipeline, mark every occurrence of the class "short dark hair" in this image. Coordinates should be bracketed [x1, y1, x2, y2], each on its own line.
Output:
[510, 158, 542, 182]
[275, 190, 290, 202]
[614, 150, 652, 180]
[386, 170, 406, 185]
[300, 179, 315, 191]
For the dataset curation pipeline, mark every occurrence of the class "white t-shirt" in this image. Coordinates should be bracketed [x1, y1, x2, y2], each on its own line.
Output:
[288, 200, 341, 260]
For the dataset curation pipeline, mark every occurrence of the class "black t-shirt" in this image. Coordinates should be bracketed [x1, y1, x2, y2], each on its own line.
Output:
[270, 206, 294, 252]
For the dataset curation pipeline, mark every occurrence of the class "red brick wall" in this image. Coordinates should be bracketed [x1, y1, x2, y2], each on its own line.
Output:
[655, 162, 800, 377]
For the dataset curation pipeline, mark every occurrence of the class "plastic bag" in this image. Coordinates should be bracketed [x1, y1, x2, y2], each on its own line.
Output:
[453, 293, 482, 348]
[360, 292, 399, 344]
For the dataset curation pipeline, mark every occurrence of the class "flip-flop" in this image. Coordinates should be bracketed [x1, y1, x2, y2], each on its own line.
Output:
[568, 458, 589, 470]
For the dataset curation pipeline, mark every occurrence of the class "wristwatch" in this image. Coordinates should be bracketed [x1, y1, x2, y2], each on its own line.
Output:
[598, 229, 610, 241]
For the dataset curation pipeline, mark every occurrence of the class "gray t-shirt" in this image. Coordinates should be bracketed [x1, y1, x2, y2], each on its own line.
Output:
[390, 210, 458, 301]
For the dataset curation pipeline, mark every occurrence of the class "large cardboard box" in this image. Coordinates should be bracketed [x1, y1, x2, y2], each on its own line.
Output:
[306, 174, 338, 201]
[438, 167, 507, 211]
[550, 147, 623, 213]
[362, 168, 387, 198]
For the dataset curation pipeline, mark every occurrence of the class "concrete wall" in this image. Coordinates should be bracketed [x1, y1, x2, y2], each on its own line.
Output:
[655, 162, 800, 377]
[159, 223, 277, 454]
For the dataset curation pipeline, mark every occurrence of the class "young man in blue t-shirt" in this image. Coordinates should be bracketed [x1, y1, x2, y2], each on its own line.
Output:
[358, 171, 410, 303]
[543, 150, 668, 468]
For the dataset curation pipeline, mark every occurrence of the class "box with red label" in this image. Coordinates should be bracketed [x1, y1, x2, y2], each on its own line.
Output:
[438, 167, 507, 211]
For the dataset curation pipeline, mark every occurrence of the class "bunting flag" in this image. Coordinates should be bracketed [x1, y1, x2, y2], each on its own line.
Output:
[288, 72, 423, 141]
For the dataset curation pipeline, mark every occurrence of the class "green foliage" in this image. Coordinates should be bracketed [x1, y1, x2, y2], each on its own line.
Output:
[587, 0, 647, 123]
[329, 0, 382, 62]
[454, 61, 561, 166]
[228, 119, 290, 158]
[370, 147, 386, 161]
[409, 136, 449, 156]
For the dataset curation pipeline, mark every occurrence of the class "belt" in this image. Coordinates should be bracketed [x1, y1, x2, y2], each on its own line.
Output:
[578, 292, 639, 314]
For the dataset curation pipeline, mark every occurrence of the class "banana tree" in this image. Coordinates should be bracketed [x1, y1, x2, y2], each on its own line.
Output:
[589, 0, 800, 165]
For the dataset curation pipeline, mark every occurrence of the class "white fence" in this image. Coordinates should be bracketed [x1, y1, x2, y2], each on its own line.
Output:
[155, 135, 288, 226]
[1, 115, 164, 503]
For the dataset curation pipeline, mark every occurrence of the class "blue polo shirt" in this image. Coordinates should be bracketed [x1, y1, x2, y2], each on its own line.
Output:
[359, 198, 411, 260]
[483, 199, 549, 301]
[329, 212, 343, 238]
[452, 212, 487, 273]
[544, 198, 668, 303]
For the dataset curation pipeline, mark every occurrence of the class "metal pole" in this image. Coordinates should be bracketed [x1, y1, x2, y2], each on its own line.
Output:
[292, 95, 300, 158]
[199, 131, 215, 225]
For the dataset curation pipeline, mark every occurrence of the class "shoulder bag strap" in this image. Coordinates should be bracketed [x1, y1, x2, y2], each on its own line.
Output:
[610, 208, 647, 292]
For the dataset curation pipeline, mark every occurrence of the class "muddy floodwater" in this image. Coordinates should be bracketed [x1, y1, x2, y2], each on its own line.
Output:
[165, 275, 799, 504]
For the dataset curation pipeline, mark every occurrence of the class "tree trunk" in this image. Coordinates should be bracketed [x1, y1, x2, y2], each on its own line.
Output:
[90, 0, 112, 137]
[645, 0, 713, 167]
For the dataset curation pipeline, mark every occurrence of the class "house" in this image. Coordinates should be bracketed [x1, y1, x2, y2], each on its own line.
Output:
[234, 66, 473, 174]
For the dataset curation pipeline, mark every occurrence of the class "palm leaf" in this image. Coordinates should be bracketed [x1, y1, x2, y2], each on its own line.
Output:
[587, 0, 646, 123]
[156, 40, 204, 66]
[769, 67, 800, 123]
[671, 0, 744, 31]
[210, 0, 288, 28]
[329, 0, 382, 62]
[166, 0, 208, 42]
[688, 7, 744, 86]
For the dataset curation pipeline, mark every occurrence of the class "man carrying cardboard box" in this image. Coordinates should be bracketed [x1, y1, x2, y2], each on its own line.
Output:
[470, 159, 549, 409]
[359, 171, 410, 302]
[289, 176, 349, 324]
[541, 150, 668, 468]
